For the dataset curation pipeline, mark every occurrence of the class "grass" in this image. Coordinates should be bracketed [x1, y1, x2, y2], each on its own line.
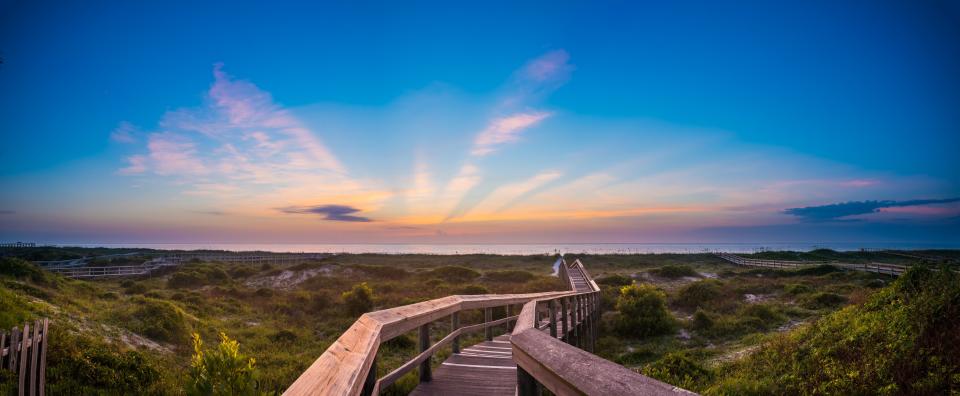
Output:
[0, 249, 948, 394]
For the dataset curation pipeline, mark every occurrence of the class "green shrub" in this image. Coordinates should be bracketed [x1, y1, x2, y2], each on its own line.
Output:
[186, 332, 263, 396]
[792, 264, 842, 276]
[0, 257, 51, 284]
[0, 287, 33, 329]
[484, 270, 536, 283]
[863, 278, 886, 289]
[120, 297, 192, 344]
[521, 277, 566, 292]
[642, 352, 712, 391]
[706, 266, 960, 395]
[738, 304, 786, 329]
[690, 308, 715, 331]
[422, 266, 480, 283]
[351, 264, 410, 279]
[459, 284, 490, 295]
[783, 283, 812, 295]
[614, 283, 676, 338]
[269, 329, 298, 343]
[46, 327, 168, 394]
[799, 292, 847, 310]
[167, 265, 231, 289]
[124, 283, 148, 294]
[616, 348, 660, 366]
[674, 280, 727, 311]
[597, 274, 634, 286]
[342, 282, 375, 316]
[651, 265, 699, 278]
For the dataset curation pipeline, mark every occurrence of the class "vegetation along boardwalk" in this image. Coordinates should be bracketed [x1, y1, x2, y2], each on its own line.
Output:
[285, 258, 693, 395]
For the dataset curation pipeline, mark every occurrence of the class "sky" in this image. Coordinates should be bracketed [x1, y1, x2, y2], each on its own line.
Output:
[1, 1, 959, 245]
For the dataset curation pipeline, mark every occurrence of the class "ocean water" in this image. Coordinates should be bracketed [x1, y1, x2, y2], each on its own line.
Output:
[63, 242, 959, 255]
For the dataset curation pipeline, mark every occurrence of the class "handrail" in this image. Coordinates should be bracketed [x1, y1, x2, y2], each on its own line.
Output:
[509, 259, 692, 395]
[284, 287, 573, 395]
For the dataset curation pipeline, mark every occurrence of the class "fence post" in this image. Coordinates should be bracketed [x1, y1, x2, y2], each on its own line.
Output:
[485, 307, 493, 341]
[360, 354, 377, 396]
[419, 324, 431, 383]
[9, 326, 19, 371]
[39, 319, 48, 396]
[19, 322, 30, 394]
[517, 367, 539, 396]
[571, 295, 579, 347]
[548, 300, 558, 339]
[451, 312, 460, 354]
[560, 297, 569, 343]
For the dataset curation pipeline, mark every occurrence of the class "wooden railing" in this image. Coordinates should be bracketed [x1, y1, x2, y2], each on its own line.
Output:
[42, 253, 331, 279]
[286, 258, 691, 395]
[1, 319, 50, 396]
[716, 253, 908, 276]
[510, 260, 691, 395]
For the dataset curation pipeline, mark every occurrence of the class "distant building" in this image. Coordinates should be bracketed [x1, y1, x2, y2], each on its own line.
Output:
[0, 242, 36, 248]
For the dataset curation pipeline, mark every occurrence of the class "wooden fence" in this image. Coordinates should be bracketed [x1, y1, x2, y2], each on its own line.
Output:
[42, 253, 331, 279]
[716, 253, 908, 276]
[1, 319, 49, 396]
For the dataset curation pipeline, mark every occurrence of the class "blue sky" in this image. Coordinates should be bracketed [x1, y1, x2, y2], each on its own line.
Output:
[1, 1, 958, 244]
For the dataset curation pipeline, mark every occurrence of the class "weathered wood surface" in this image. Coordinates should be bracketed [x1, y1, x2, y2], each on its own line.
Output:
[285, 291, 570, 395]
[410, 335, 517, 396]
[1, 319, 50, 396]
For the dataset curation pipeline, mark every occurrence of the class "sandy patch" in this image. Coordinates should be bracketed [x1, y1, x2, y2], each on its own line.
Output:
[245, 266, 333, 289]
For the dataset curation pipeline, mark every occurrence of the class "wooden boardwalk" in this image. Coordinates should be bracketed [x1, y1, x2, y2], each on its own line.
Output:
[410, 334, 516, 396]
[410, 265, 595, 395]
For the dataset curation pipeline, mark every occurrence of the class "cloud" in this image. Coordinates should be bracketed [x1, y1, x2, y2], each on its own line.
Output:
[110, 121, 138, 143]
[147, 133, 208, 175]
[784, 198, 960, 222]
[518, 50, 573, 84]
[471, 111, 552, 156]
[117, 155, 147, 175]
[278, 204, 373, 222]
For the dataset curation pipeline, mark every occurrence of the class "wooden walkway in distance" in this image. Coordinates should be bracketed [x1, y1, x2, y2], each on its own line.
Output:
[410, 334, 516, 396]
[411, 267, 594, 395]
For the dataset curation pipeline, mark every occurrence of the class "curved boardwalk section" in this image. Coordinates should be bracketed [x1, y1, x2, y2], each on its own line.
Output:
[284, 258, 692, 396]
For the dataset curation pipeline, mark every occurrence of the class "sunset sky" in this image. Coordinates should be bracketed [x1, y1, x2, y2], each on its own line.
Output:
[1, 1, 959, 244]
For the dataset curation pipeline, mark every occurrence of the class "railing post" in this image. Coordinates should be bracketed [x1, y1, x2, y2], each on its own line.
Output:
[517, 366, 540, 396]
[360, 354, 377, 396]
[548, 299, 558, 339]
[419, 324, 431, 383]
[485, 307, 493, 341]
[571, 295, 580, 347]
[592, 293, 599, 352]
[451, 312, 460, 354]
[560, 297, 569, 343]
[506, 305, 514, 332]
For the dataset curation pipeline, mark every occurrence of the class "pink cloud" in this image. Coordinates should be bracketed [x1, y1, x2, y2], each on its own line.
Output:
[472, 111, 552, 156]
[519, 50, 572, 83]
[117, 155, 147, 175]
[147, 133, 208, 175]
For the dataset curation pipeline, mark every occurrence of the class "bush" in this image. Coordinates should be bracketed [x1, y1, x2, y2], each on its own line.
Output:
[351, 264, 409, 279]
[422, 266, 480, 283]
[651, 265, 699, 278]
[0, 257, 51, 284]
[124, 283, 148, 295]
[614, 283, 676, 338]
[738, 304, 786, 329]
[484, 270, 536, 283]
[706, 267, 960, 395]
[121, 297, 192, 344]
[783, 283, 812, 295]
[674, 280, 727, 311]
[690, 308, 715, 331]
[597, 274, 634, 287]
[186, 332, 262, 396]
[45, 327, 167, 394]
[459, 284, 490, 295]
[642, 352, 712, 391]
[792, 264, 842, 277]
[167, 265, 231, 289]
[342, 282, 375, 316]
[269, 329, 298, 343]
[799, 292, 847, 310]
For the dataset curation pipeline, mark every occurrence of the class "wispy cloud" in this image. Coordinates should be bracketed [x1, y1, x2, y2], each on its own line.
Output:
[117, 155, 147, 175]
[278, 204, 373, 222]
[110, 121, 138, 143]
[471, 111, 552, 156]
[784, 198, 960, 222]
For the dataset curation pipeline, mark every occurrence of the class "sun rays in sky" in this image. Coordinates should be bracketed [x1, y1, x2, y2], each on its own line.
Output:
[1, 2, 958, 244]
